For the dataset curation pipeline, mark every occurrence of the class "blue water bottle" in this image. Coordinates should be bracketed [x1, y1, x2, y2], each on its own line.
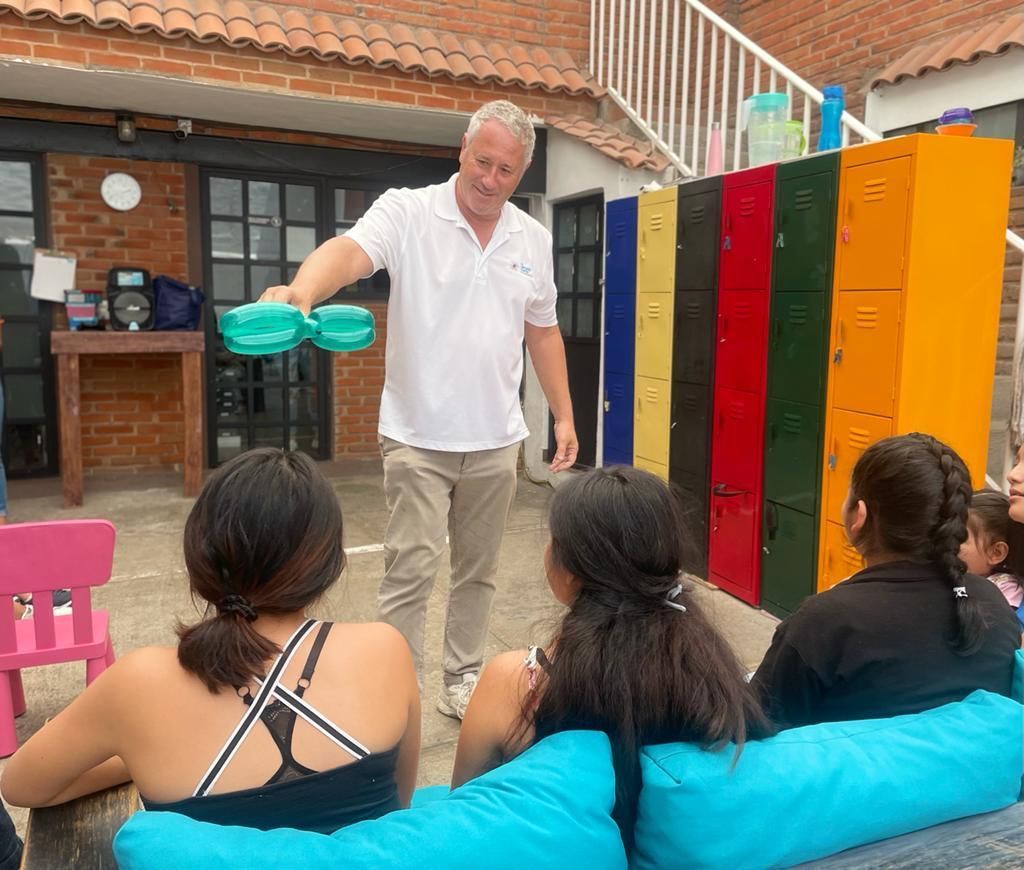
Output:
[817, 85, 844, 151]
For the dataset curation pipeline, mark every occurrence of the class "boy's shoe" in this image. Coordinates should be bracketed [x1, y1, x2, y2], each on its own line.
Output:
[436, 673, 479, 721]
[51, 589, 73, 615]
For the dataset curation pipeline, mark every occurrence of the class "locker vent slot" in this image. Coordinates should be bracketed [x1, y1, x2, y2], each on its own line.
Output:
[614, 223, 627, 238]
[610, 384, 626, 398]
[854, 306, 879, 328]
[787, 304, 809, 325]
[782, 413, 803, 434]
[645, 387, 659, 401]
[793, 189, 814, 210]
[728, 401, 746, 421]
[649, 214, 664, 231]
[612, 303, 627, 319]
[686, 302, 701, 319]
[739, 196, 756, 217]
[647, 302, 663, 318]
[681, 394, 699, 412]
[734, 301, 754, 319]
[690, 205, 705, 223]
[846, 427, 872, 450]
[862, 178, 887, 202]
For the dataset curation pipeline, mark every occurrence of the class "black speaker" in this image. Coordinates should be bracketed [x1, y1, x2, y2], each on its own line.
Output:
[107, 268, 153, 331]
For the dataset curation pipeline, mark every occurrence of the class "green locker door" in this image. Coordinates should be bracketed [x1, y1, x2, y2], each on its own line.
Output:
[764, 397, 820, 514]
[773, 158, 839, 294]
[761, 502, 817, 618]
[766, 291, 828, 406]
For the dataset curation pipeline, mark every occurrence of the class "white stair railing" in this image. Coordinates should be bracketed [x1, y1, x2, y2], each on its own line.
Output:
[591, 0, 875, 177]
[590, 0, 1024, 493]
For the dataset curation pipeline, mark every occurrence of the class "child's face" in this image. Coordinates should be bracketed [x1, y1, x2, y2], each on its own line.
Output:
[960, 527, 997, 576]
[1009, 446, 1024, 523]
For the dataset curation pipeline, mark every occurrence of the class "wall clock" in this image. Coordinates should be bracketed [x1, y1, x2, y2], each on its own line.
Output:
[100, 172, 142, 212]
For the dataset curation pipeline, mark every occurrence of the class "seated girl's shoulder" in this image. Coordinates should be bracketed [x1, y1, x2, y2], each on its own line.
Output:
[103, 645, 180, 683]
[327, 621, 413, 660]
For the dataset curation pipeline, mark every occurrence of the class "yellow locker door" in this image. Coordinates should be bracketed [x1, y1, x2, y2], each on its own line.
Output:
[637, 191, 677, 294]
[823, 408, 892, 524]
[635, 292, 673, 380]
[634, 375, 671, 466]
[820, 520, 865, 591]
[837, 157, 911, 291]
[832, 291, 901, 418]
[635, 455, 669, 481]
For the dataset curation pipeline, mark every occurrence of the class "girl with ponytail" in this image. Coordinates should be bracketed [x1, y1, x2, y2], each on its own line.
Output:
[3, 449, 421, 833]
[451, 466, 773, 851]
[753, 433, 1021, 730]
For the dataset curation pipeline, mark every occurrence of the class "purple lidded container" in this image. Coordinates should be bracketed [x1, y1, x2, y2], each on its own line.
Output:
[938, 107, 974, 125]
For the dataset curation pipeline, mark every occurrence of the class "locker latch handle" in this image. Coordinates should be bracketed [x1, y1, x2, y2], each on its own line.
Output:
[828, 454, 837, 471]
[833, 347, 843, 364]
[841, 225, 850, 243]
[604, 400, 611, 412]
[776, 232, 784, 248]
[723, 235, 732, 251]
[712, 483, 745, 498]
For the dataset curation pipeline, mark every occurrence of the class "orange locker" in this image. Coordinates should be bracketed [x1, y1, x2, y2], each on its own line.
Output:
[816, 135, 1013, 590]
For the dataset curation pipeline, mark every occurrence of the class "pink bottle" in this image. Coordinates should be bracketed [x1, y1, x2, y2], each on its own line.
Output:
[705, 121, 723, 175]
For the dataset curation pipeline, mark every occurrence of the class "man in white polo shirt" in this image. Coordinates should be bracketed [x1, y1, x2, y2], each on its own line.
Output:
[260, 100, 577, 720]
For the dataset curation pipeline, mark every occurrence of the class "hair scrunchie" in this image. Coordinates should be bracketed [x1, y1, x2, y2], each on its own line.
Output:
[218, 594, 258, 622]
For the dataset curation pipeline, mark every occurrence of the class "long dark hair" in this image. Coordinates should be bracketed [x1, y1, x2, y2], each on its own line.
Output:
[849, 433, 988, 654]
[510, 466, 773, 849]
[177, 448, 346, 691]
[967, 489, 1024, 580]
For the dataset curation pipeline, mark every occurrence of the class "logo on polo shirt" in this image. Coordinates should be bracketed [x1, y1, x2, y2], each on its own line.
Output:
[510, 262, 533, 276]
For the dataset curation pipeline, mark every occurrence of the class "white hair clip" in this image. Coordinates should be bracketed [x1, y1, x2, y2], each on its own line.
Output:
[665, 584, 687, 613]
[953, 586, 969, 599]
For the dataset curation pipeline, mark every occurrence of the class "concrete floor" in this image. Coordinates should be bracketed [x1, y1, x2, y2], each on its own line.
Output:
[0, 458, 779, 837]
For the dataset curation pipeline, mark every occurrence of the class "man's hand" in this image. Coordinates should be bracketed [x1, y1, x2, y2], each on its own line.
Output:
[259, 284, 312, 316]
[550, 419, 579, 473]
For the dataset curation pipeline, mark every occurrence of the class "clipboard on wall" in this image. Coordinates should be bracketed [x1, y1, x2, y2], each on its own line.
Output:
[29, 249, 77, 303]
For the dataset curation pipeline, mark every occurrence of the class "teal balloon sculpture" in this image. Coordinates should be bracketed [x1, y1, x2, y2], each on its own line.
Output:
[218, 302, 375, 355]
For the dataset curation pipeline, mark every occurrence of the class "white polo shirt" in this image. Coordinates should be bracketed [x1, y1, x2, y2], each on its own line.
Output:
[345, 175, 558, 452]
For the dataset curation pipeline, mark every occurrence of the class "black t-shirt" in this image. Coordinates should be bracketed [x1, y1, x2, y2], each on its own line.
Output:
[751, 561, 1021, 729]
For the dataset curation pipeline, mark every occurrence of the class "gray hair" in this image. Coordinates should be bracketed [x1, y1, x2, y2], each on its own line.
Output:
[465, 100, 536, 166]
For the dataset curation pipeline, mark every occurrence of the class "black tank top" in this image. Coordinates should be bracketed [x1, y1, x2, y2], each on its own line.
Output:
[142, 620, 401, 833]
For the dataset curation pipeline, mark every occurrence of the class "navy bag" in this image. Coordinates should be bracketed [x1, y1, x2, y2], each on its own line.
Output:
[153, 275, 204, 331]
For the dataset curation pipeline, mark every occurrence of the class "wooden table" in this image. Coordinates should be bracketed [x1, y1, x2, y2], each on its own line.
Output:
[50, 331, 204, 507]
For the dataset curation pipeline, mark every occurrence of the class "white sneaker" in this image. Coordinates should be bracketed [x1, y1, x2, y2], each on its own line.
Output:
[436, 673, 478, 720]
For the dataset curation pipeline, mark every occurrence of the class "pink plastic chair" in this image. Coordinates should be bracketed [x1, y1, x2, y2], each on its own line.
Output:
[0, 519, 116, 757]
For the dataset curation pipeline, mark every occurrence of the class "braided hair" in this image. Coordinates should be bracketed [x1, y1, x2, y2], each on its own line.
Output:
[849, 433, 988, 654]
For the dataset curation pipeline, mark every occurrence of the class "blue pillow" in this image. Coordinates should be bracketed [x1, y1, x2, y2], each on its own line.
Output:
[114, 730, 626, 870]
[634, 691, 1024, 870]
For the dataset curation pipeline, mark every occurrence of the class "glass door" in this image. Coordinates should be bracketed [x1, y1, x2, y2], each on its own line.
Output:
[0, 153, 58, 477]
[202, 173, 330, 465]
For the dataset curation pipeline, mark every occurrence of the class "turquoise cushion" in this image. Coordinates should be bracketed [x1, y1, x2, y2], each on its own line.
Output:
[114, 730, 626, 870]
[634, 690, 1024, 870]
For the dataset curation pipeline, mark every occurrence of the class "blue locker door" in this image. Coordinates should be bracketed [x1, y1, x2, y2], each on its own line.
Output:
[603, 369, 634, 462]
[605, 197, 638, 295]
[604, 291, 635, 374]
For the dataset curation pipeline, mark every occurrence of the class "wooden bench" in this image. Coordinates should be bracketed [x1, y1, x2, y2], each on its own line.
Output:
[21, 783, 137, 869]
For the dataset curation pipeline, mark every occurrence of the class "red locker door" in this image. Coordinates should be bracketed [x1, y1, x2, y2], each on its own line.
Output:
[719, 179, 774, 291]
[710, 386, 764, 492]
[708, 486, 760, 604]
[714, 288, 770, 394]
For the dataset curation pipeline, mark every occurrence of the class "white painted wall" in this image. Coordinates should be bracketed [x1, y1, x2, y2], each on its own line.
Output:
[865, 48, 1024, 133]
[522, 129, 668, 482]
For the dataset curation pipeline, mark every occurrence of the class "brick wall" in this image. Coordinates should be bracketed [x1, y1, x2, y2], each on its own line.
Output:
[47, 153, 190, 470]
[334, 301, 387, 456]
[0, 20, 599, 120]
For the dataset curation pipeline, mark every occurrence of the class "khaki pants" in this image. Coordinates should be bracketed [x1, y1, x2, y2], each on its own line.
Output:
[378, 436, 520, 684]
